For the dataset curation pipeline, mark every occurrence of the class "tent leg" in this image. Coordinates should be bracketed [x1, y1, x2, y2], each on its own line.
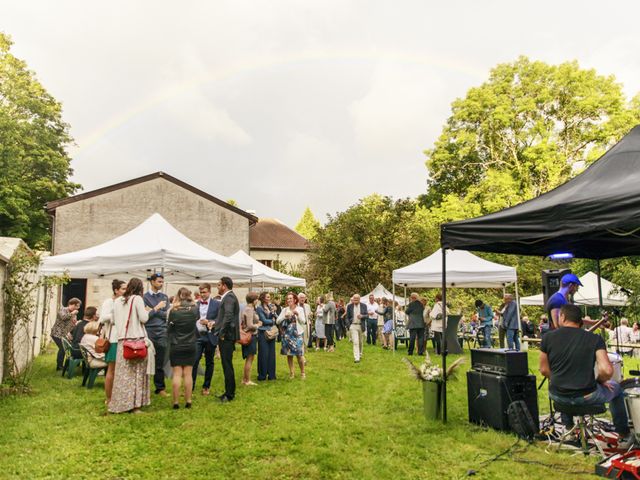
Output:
[442, 247, 447, 424]
[392, 283, 396, 353]
[514, 282, 521, 346]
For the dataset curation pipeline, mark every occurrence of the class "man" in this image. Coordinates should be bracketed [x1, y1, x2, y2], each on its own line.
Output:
[405, 293, 425, 356]
[476, 299, 493, 348]
[143, 273, 169, 396]
[51, 297, 81, 370]
[521, 316, 535, 338]
[346, 294, 368, 362]
[213, 276, 240, 402]
[323, 293, 337, 352]
[298, 293, 312, 350]
[546, 273, 582, 330]
[611, 318, 634, 356]
[502, 294, 520, 351]
[192, 283, 221, 396]
[497, 308, 507, 349]
[365, 294, 379, 345]
[540, 304, 631, 446]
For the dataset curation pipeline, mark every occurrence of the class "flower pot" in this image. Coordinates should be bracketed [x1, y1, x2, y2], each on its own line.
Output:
[422, 381, 442, 420]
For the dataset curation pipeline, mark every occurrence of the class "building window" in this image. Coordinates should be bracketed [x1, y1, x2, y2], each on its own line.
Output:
[258, 259, 272, 268]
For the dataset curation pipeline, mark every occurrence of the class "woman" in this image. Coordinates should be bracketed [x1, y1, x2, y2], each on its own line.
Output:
[430, 293, 446, 355]
[336, 299, 346, 340]
[256, 292, 277, 381]
[99, 279, 126, 404]
[315, 296, 326, 351]
[109, 278, 150, 414]
[167, 287, 198, 409]
[241, 292, 261, 385]
[276, 292, 306, 379]
[50, 298, 81, 371]
[80, 320, 108, 369]
[379, 298, 394, 349]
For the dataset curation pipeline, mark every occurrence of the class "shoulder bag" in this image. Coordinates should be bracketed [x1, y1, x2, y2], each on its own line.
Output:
[94, 324, 110, 354]
[123, 297, 148, 360]
[237, 312, 253, 346]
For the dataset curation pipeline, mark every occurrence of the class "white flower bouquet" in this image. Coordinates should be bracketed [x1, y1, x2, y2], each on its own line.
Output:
[403, 351, 464, 384]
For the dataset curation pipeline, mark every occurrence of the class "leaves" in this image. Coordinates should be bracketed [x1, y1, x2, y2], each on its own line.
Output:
[294, 207, 321, 240]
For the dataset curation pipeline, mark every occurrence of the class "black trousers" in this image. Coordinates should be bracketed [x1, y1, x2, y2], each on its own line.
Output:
[408, 328, 425, 355]
[219, 339, 236, 400]
[325, 324, 335, 347]
[498, 327, 506, 349]
[432, 331, 442, 355]
[192, 334, 215, 389]
[148, 333, 167, 393]
[366, 319, 378, 344]
[52, 335, 65, 370]
[257, 331, 276, 380]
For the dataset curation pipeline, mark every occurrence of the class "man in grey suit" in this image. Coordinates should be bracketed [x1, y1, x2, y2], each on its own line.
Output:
[405, 293, 425, 356]
[214, 276, 240, 402]
[322, 293, 337, 352]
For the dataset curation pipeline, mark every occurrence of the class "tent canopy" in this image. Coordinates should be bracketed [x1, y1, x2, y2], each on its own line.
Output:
[229, 250, 306, 288]
[362, 283, 405, 305]
[520, 271, 628, 306]
[40, 213, 252, 281]
[441, 125, 640, 259]
[392, 248, 517, 288]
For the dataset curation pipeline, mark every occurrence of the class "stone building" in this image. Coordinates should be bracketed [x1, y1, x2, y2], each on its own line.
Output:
[45, 171, 257, 310]
[249, 218, 309, 272]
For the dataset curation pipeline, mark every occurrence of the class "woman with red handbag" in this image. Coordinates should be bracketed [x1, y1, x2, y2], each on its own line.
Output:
[108, 277, 150, 414]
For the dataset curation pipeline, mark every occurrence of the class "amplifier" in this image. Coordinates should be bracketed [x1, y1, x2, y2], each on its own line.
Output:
[467, 370, 539, 431]
[470, 348, 529, 377]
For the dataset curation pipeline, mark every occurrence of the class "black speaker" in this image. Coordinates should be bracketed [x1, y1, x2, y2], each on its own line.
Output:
[467, 370, 539, 432]
[470, 349, 529, 377]
[541, 268, 571, 306]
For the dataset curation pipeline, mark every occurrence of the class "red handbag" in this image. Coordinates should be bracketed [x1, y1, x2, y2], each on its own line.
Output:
[237, 313, 253, 346]
[122, 297, 148, 360]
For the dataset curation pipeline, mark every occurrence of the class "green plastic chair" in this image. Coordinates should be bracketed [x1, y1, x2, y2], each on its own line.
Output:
[80, 346, 106, 389]
[61, 337, 83, 379]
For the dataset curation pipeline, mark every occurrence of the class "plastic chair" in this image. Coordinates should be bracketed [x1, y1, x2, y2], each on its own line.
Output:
[61, 337, 83, 379]
[553, 402, 607, 456]
[80, 345, 106, 389]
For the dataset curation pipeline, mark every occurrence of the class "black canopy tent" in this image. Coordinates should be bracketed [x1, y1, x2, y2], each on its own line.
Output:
[436, 125, 640, 422]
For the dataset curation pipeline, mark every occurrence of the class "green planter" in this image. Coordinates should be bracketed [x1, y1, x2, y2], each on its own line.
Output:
[422, 381, 442, 420]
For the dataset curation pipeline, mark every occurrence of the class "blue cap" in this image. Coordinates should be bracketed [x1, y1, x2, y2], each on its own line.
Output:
[561, 273, 582, 286]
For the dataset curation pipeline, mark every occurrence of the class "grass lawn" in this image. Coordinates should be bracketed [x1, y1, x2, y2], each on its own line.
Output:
[0, 339, 618, 479]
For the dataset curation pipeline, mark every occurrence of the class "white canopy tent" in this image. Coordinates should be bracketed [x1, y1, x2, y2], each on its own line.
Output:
[520, 271, 628, 306]
[361, 283, 405, 305]
[392, 248, 517, 288]
[40, 213, 252, 282]
[229, 250, 306, 288]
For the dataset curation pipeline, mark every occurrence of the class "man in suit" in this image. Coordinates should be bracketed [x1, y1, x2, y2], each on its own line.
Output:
[405, 293, 425, 356]
[346, 294, 368, 363]
[192, 283, 220, 396]
[214, 276, 240, 402]
[143, 273, 170, 396]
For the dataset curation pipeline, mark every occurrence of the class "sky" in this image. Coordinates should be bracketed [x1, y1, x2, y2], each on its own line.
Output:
[4, 1, 640, 227]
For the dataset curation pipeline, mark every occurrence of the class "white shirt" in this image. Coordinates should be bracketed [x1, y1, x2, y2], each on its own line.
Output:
[611, 325, 634, 353]
[366, 300, 379, 319]
[99, 297, 118, 343]
[430, 302, 444, 333]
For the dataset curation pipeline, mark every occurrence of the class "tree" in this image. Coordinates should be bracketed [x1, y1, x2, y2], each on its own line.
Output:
[423, 56, 640, 209]
[294, 207, 321, 240]
[0, 32, 79, 248]
[226, 199, 238, 206]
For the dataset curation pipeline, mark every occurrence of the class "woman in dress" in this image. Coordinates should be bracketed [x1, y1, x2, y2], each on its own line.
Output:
[80, 320, 108, 369]
[167, 287, 198, 409]
[108, 277, 150, 414]
[276, 292, 306, 379]
[379, 298, 394, 349]
[256, 292, 277, 381]
[99, 279, 126, 404]
[315, 296, 326, 351]
[241, 292, 261, 386]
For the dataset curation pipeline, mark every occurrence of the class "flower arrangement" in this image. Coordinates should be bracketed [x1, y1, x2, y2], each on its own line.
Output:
[403, 351, 465, 383]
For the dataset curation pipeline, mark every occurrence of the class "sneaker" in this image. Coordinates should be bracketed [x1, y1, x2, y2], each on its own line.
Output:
[617, 433, 634, 450]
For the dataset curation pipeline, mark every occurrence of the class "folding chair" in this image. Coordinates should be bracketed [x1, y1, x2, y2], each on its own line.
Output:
[61, 337, 83, 379]
[80, 345, 107, 388]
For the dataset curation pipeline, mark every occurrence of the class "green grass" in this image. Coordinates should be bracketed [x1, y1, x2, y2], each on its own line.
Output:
[0, 341, 611, 479]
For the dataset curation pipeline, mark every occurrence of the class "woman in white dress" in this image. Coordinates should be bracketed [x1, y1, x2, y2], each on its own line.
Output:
[315, 296, 326, 351]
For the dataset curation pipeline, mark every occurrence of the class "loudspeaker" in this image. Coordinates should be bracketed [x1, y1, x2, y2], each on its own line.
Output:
[470, 348, 529, 377]
[467, 370, 539, 432]
[541, 268, 571, 306]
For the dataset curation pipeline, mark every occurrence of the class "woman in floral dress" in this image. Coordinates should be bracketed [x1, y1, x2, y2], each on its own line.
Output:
[276, 292, 306, 379]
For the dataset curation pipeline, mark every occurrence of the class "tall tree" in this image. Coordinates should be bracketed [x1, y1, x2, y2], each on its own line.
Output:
[423, 56, 640, 210]
[294, 207, 321, 240]
[0, 32, 79, 248]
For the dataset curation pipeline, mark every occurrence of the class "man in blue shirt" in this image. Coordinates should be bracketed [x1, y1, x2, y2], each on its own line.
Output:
[475, 299, 493, 348]
[143, 273, 170, 396]
[545, 273, 582, 330]
[502, 294, 520, 351]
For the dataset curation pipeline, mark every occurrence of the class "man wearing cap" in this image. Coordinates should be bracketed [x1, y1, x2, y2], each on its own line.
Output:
[545, 273, 582, 330]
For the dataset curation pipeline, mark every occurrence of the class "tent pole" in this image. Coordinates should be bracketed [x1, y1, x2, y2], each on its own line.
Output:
[392, 282, 396, 353]
[596, 260, 604, 309]
[441, 247, 447, 424]
[514, 281, 521, 346]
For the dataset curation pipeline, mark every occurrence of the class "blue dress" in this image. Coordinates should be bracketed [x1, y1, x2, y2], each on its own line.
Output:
[282, 320, 304, 356]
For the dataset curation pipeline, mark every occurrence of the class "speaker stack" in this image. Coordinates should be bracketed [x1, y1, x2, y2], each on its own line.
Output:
[541, 268, 571, 306]
[467, 349, 539, 432]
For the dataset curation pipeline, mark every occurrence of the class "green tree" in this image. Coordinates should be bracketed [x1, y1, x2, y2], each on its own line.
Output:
[423, 56, 640, 209]
[0, 32, 79, 248]
[226, 199, 237, 207]
[294, 207, 321, 240]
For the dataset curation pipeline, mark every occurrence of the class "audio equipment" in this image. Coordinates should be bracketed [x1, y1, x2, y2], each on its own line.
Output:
[470, 348, 529, 377]
[541, 268, 571, 306]
[467, 370, 539, 431]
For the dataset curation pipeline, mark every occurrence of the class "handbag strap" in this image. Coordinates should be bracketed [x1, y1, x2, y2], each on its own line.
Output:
[124, 297, 135, 339]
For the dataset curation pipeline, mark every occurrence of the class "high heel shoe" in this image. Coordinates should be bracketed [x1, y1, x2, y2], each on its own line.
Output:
[173, 404, 179, 410]
[185, 402, 192, 409]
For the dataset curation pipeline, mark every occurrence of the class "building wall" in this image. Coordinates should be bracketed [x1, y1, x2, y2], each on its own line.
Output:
[249, 249, 307, 271]
[52, 177, 252, 309]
